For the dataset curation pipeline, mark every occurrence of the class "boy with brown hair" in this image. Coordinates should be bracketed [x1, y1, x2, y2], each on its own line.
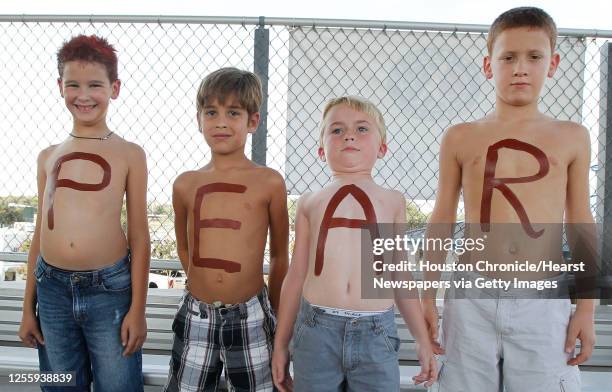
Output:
[18, 34, 150, 391]
[422, 7, 595, 391]
[272, 96, 436, 392]
[164, 67, 289, 392]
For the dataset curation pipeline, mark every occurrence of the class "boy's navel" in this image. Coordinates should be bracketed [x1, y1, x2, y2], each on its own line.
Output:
[216, 273, 223, 283]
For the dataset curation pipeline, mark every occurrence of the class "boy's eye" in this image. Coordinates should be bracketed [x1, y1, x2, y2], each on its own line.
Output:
[530, 54, 543, 60]
[229, 110, 240, 117]
[331, 128, 343, 134]
[205, 110, 216, 116]
[357, 126, 368, 133]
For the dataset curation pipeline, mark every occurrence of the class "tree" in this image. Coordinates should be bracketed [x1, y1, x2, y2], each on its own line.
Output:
[0, 203, 21, 227]
[406, 202, 429, 231]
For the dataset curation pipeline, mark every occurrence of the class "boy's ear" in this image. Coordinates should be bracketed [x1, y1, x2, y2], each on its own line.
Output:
[57, 78, 64, 98]
[483, 56, 493, 80]
[377, 143, 388, 158]
[111, 79, 121, 100]
[547, 52, 561, 78]
[248, 112, 260, 133]
[318, 146, 326, 162]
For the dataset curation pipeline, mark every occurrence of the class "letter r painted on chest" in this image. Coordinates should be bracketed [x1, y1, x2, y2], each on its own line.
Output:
[480, 138, 549, 238]
[192, 183, 247, 273]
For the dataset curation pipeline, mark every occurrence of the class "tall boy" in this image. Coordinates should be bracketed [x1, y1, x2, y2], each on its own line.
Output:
[272, 96, 436, 392]
[18, 35, 150, 391]
[164, 67, 289, 392]
[422, 7, 595, 391]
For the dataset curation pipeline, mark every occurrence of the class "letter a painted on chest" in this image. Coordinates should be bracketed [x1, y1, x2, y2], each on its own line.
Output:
[314, 184, 380, 276]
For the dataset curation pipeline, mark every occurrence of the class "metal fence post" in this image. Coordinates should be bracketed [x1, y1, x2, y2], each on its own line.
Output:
[601, 42, 612, 303]
[252, 16, 270, 166]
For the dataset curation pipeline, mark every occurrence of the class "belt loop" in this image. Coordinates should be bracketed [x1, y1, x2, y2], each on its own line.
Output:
[239, 303, 248, 319]
[372, 316, 382, 334]
[199, 303, 208, 319]
[307, 305, 318, 326]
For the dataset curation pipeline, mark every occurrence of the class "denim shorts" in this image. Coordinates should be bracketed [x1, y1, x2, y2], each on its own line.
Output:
[35, 252, 143, 392]
[291, 298, 400, 392]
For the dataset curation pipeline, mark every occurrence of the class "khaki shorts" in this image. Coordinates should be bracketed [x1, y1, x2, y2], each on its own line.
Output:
[431, 271, 580, 392]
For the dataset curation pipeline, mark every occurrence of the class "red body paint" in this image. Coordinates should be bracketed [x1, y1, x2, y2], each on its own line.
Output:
[192, 183, 247, 273]
[314, 184, 380, 276]
[47, 152, 111, 230]
[480, 139, 549, 238]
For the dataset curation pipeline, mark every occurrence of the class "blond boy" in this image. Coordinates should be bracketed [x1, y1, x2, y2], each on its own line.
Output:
[272, 96, 436, 392]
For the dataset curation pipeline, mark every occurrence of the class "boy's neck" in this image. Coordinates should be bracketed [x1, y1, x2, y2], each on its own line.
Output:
[492, 97, 543, 122]
[330, 171, 375, 183]
[71, 122, 112, 138]
[209, 150, 254, 171]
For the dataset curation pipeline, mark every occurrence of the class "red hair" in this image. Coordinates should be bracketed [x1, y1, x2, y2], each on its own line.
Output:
[57, 35, 118, 81]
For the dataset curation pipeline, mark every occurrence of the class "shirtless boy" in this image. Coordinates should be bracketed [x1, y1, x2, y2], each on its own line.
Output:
[18, 35, 150, 391]
[272, 96, 436, 392]
[164, 67, 289, 392]
[422, 7, 596, 391]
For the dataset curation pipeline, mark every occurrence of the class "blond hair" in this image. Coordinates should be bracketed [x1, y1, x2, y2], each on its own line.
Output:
[319, 96, 386, 147]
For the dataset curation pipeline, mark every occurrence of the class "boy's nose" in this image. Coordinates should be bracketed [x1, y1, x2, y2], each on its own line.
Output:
[512, 59, 528, 77]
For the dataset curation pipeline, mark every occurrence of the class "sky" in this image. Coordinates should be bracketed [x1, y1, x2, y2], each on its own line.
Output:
[2, 0, 611, 31]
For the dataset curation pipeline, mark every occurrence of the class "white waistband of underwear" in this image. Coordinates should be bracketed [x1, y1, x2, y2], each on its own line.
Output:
[312, 304, 392, 318]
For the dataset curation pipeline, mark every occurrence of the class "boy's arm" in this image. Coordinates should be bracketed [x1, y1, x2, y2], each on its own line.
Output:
[122, 144, 151, 356]
[392, 193, 436, 387]
[564, 124, 596, 365]
[172, 174, 190, 273]
[266, 171, 289, 312]
[272, 194, 310, 391]
[18, 149, 48, 348]
[421, 126, 462, 347]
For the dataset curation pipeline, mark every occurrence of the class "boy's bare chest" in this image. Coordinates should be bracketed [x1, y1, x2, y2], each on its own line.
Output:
[459, 135, 570, 185]
[44, 147, 128, 198]
[186, 177, 270, 221]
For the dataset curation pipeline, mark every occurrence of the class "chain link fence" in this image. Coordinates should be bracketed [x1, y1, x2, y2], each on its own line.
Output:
[0, 15, 610, 270]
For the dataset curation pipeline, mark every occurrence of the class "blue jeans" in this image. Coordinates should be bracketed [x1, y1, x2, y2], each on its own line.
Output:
[291, 298, 400, 392]
[35, 253, 143, 392]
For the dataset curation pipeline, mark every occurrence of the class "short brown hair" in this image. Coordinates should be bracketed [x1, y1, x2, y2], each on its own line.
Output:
[319, 96, 386, 148]
[196, 68, 262, 117]
[57, 35, 118, 81]
[487, 7, 557, 54]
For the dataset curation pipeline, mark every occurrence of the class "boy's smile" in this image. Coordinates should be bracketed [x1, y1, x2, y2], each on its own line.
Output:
[58, 61, 119, 132]
[199, 96, 259, 155]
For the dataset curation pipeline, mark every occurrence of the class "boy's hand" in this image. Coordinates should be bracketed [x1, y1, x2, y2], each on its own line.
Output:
[421, 298, 444, 355]
[18, 311, 44, 348]
[565, 308, 595, 366]
[272, 346, 293, 392]
[412, 342, 438, 387]
[121, 308, 147, 357]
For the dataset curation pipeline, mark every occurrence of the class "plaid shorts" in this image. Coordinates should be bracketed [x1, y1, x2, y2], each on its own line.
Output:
[163, 286, 276, 392]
